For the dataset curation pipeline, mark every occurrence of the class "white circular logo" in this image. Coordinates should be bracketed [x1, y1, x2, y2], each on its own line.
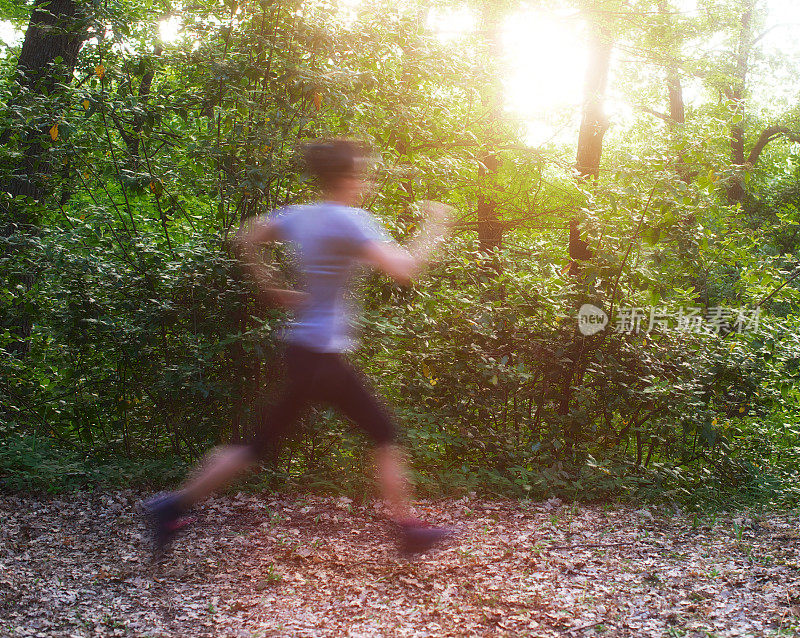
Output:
[577, 304, 609, 336]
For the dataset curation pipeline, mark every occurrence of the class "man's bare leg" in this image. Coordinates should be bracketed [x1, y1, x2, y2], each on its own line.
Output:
[144, 441, 451, 555]
[374, 443, 453, 553]
[176, 445, 255, 508]
[141, 445, 254, 553]
[374, 444, 413, 522]
[176, 443, 410, 516]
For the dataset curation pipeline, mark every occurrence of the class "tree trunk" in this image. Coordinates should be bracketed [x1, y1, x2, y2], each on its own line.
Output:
[16, 0, 85, 86]
[575, 27, 612, 180]
[1, 0, 89, 357]
[666, 68, 694, 183]
[569, 23, 611, 273]
[726, 1, 755, 204]
[561, 19, 613, 461]
[657, 0, 690, 182]
[476, 4, 503, 254]
[111, 47, 163, 162]
[667, 70, 685, 125]
[2, 0, 88, 200]
[655, 0, 685, 129]
[477, 153, 502, 252]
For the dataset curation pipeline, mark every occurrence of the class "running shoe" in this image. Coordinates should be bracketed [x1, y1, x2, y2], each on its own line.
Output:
[397, 519, 454, 555]
[140, 492, 194, 556]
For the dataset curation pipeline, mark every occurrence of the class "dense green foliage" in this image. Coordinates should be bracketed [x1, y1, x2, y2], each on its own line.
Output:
[1, 0, 799, 506]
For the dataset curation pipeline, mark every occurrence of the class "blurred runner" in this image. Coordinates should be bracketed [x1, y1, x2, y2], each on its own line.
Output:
[143, 138, 454, 557]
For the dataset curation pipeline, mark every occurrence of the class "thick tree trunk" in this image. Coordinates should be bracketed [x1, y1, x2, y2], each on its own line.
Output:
[569, 24, 610, 274]
[1, 0, 89, 357]
[575, 28, 612, 180]
[16, 0, 85, 89]
[2, 0, 88, 200]
[667, 70, 685, 126]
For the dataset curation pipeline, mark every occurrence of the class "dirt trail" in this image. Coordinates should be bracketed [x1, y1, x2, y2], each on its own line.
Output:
[1, 492, 798, 637]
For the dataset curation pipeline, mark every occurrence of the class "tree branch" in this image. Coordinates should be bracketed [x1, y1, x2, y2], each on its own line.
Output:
[634, 105, 671, 122]
[747, 126, 800, 166]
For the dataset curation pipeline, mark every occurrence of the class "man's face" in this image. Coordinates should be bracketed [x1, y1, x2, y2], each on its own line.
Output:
[339, 171, 375, 206]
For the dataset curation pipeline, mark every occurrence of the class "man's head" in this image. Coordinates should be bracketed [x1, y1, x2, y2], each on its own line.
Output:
[303, 138, 375, 206]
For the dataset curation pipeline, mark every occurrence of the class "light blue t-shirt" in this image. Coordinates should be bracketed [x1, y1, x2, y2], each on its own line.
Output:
[263, 201, 391, 352]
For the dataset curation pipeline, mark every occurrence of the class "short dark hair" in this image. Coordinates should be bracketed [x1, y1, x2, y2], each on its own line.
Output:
[303, 138, 373, 188]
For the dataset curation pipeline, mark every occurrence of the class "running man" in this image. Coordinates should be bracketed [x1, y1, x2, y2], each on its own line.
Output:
[143, 138, 453, 555]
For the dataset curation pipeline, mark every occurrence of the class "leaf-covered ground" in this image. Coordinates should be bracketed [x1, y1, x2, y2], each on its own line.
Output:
[1, 492, 799, 637]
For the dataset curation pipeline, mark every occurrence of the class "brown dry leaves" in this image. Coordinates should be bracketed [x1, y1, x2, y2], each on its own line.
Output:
[1, 492, 799, 637]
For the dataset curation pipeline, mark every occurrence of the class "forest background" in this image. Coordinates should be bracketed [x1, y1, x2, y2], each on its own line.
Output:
[2, 0, 800, 507]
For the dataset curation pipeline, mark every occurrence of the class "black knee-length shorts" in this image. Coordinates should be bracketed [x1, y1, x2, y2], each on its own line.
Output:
[247, 344, 397, 458]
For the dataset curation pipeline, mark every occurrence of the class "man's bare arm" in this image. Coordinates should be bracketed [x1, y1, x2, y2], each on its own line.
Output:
[234, 218, 306, 309]
[361, 201, 453, 285]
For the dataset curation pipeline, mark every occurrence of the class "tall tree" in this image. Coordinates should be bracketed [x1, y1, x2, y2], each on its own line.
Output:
[476, 1, 504, 253]
[2, 0, 89, 200]
[1, 0, 90, 357]
[725, 0, 756, 203]
[574, 24, 613, 180]
[570, 8, 612, 273]
[560, 1, 617, 460]
[717, 0, 800, 204]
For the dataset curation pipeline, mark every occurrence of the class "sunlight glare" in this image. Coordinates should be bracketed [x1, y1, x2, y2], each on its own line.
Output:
[427, 7, 475, 43]
[159, 16, 182, 43]
[502, 11, 587, 145]
[0, 20, 23, 47]
[337, 0, 362, 28]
